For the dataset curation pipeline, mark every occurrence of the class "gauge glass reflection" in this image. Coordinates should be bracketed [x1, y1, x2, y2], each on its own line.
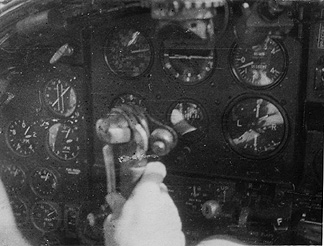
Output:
[6, 119, 38, 157]
[223, 97, 288, 159]
[31, 202, 61, 232]
[230, 38, 287, 88]
[169, 100, 208, 138]
[30, 167, 58, 197]
[44, 78, 77, 117]
[104, 28, 153, 78]
[0, 164, 26, 192]
[47, 123, 80, 161]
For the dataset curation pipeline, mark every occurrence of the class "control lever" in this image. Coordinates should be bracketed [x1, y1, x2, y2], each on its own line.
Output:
[96, 104, 178, 197]
[85, 105, 177, 235]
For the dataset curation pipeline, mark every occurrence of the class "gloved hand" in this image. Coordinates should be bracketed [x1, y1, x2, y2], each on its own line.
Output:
[103, 161, 185, 246]
[0, 178, 31, 246]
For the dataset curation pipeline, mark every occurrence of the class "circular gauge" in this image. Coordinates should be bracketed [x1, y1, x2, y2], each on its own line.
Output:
[31, 202, 61, 232]
[30, 167, 58, 197]
[223, 96, 288, 159]
[104, 28, 153, 78]
[161, 42, 215, 84]
[230, 38, 287, 88]
[6, 119, 38, 157]
[0, 164, 26, 192]
[168, 100, 208, 138]
[10, 196, 28, 225]
[111, 93, 146, 110]
[47, 123, 80, 161]
[44, 78, 77, 117]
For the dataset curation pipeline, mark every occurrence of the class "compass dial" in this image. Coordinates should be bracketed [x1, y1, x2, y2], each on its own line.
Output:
[230, 38, 287, 88]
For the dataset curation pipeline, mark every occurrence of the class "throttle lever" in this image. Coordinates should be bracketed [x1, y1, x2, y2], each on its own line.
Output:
[96, 104, 177, 198]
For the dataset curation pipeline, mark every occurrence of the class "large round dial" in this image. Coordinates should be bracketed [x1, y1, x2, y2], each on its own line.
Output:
[230, 38, 287, 88]
[0, 164, 26, 192]
[223, 96, 288, 159]
[47, 123, 80, 161]
[104, 28, 153, 78]
[44, 78, 77, 117]
[10, 196, 28, 225]
[30, 167, 58, 197]
[161, 40, 215, 84]
[31, 202, 61, 232]
[6, 119, 38, 157]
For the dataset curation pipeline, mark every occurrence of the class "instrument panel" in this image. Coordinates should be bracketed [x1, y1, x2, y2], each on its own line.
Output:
[0, 62, 90, 244]
[0, 3, 321, 246]
[91, 11, 302, 184]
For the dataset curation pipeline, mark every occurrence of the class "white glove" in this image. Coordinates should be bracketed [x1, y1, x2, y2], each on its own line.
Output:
[0, 178, 31, 246]
[104, 161, 185, 246]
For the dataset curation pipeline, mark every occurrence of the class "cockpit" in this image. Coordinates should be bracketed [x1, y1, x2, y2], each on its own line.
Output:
[0, 0, 322, 245]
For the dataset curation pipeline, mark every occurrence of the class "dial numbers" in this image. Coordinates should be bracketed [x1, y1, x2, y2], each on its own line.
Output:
[47, 123, 80, 161]
[30, 167, 58, 197]
[6, 119, 38, 157]
[230, 38, 287, 88]
[44, 78, 77, 117]
[104, 28, 153, 78]
[31, 202, 61, 232]
[223, 97, 288, 159]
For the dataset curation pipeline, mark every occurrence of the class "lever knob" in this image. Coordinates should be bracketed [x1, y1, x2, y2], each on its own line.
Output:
[150, 128, 176, 156]
[202, 200, 221, 219]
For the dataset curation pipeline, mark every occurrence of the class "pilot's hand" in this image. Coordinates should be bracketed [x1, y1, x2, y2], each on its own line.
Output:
[103, 161, 185, 246]
[0, 178, 31, 246]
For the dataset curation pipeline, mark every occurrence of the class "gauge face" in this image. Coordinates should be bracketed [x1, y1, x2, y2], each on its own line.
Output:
[104, 28, 153, 78]
[230, 38, 287, 88]
[161, 43, 215, 84]
[10, 196, 28, 225]
[0, 164, 26, 192]
[111, 93, 146, 110]
[6, 119, 38, 157]
[47, 123, 80, 161]
[223, 97, 288, 159]
[31, 202, 61, 232]
[168, 100, 208, 138]
[30, 167, 58, 197]
[44, 78, 77, 117]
